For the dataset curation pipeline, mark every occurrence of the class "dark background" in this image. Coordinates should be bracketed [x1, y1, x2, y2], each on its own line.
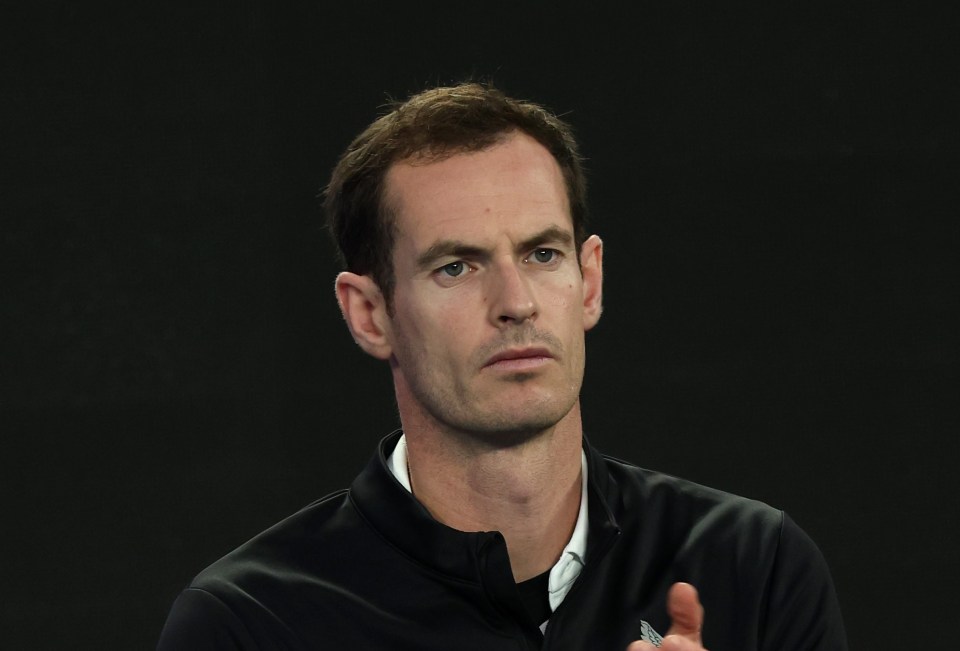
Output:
[5, 2, 958, 649]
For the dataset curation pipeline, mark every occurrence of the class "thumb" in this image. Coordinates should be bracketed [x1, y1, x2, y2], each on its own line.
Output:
[665, 582, 704, 641]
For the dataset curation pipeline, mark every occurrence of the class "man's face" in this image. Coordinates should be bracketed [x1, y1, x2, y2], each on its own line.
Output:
[380, 132, 603, 445]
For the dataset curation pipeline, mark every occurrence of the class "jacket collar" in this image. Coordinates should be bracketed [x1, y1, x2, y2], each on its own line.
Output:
[348, 430, 622, 583]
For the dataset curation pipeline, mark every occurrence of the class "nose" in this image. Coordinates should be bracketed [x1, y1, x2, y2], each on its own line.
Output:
[488, 259, 538, 326]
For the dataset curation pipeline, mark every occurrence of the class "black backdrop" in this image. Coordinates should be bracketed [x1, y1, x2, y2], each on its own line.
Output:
[5, 3, 958, 649]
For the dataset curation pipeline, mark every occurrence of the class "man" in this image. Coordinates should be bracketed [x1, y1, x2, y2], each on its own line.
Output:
[159, 84, 847, 650]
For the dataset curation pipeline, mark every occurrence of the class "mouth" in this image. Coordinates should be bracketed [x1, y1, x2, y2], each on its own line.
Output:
[483, 347, 554, 372]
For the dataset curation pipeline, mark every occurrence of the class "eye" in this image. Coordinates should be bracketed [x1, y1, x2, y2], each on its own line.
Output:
[440, 261, 466, 277]
[529, 248, 559, 264]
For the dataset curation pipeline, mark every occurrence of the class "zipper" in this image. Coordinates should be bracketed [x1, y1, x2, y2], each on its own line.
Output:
[540, 524, 622, 648]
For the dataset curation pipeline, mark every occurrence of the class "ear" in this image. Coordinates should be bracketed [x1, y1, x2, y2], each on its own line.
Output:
[580, 235, 604, 331]
[335, 272, 393, 360]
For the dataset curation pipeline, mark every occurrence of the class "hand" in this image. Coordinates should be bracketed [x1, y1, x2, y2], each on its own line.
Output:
[625, 582, 706, 651]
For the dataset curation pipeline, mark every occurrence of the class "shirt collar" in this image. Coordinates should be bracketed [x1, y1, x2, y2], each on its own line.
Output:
[548, 449, 588, 611]
[386, 434, 589, 613]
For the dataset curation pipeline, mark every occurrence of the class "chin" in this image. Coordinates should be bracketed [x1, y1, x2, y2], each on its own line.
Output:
[459, 424, 553, 450]
[448, 399, 577, 449]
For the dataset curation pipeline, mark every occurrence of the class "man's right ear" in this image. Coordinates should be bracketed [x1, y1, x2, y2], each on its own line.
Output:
[335, 272, 393, 360]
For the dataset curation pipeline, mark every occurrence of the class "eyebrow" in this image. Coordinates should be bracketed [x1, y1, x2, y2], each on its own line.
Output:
[415, 225, 575, 270]
[517, 225, 574, 254]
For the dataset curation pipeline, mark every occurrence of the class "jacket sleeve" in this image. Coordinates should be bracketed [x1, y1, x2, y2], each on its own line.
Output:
[157, 587, 259, 650]
[760, 513, 848, 651]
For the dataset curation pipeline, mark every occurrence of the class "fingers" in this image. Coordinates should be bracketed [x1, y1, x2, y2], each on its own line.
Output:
[665, 582, 704, 640]
[625, 637, 703, 651]
[660, 636, 705, 651]
[625, 642, 657, 651]
[626, 583, 707, 651]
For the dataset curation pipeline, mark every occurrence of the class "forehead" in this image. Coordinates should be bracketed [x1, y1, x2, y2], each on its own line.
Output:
[384, 132, 571, 246]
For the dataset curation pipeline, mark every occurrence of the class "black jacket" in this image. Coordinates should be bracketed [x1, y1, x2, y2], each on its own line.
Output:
[159, 432, 847, 650]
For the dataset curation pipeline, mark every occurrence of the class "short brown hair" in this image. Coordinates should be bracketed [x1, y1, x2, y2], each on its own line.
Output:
[323, 83, 588, 304]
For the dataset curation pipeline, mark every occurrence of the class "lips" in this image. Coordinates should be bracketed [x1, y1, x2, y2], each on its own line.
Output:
[483, 347, 554, 370]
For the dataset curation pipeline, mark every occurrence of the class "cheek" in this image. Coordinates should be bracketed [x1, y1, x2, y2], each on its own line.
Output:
[388, 302, 430, 359]
[543, 277, 582, 310]
[546, 293, 571, 309]
[397, 299, 473, 361]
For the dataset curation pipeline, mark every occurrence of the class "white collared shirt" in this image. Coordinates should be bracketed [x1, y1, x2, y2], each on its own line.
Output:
[387, 435, 588, 629]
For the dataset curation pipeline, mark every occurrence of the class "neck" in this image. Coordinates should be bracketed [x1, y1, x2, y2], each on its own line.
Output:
[401, 404, 584, 582]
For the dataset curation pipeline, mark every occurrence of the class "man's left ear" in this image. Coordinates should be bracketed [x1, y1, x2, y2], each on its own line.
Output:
[580, 234, 603, 331]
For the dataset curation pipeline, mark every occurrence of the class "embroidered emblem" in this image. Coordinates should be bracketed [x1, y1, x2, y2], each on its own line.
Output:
[639, 620, 664, 647]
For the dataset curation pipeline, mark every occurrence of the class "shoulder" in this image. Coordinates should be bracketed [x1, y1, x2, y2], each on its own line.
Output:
[191, 488, 357, 592]
[158, 587, 259, 649]
[599, 454, 784, 541]
[593, 453, 797, 599]
[159, 489, 362, 648]
[601, 456, 831, 573]
[592, 454, 847, 650]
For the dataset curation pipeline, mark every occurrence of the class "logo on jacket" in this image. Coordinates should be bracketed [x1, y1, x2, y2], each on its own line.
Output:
[639, 620, 664, 646]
